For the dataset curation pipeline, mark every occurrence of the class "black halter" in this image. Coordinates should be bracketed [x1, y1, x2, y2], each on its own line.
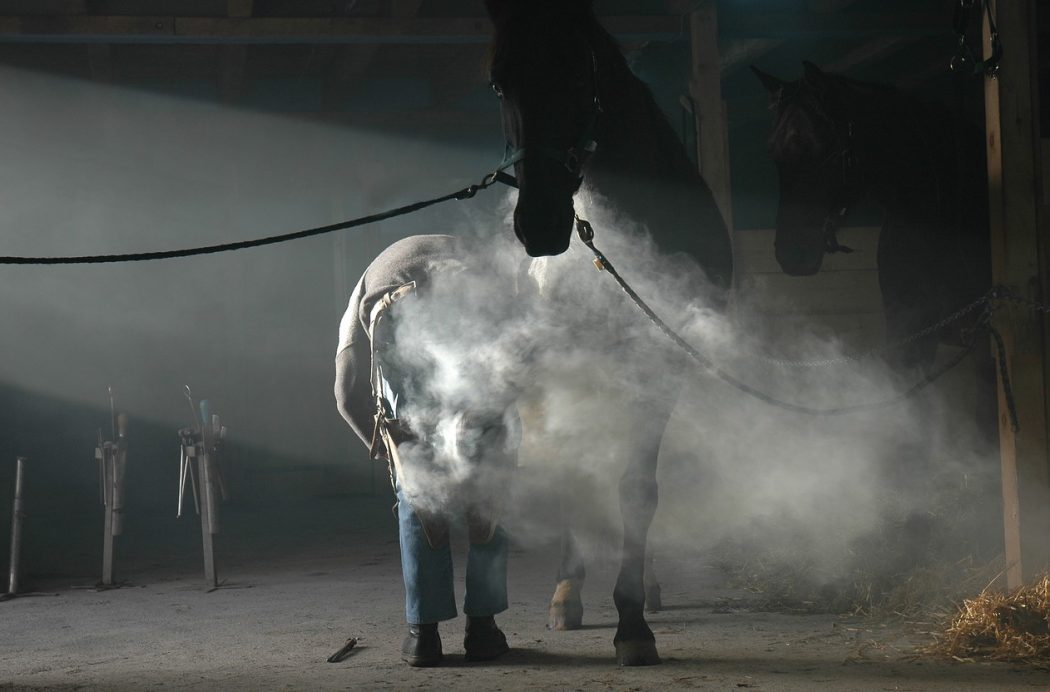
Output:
[485, 50, 603, 189]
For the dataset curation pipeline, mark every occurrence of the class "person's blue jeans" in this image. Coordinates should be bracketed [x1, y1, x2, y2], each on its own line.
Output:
[396, 484, 509, 625]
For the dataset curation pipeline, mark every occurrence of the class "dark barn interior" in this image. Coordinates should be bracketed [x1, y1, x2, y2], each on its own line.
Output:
[1, 1, 1050, 689]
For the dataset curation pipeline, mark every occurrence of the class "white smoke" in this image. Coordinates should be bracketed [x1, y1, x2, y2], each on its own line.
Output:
[383, 183, 1000, 588]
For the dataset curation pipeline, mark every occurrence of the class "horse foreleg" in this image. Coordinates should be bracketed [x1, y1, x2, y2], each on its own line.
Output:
[549, 501, 586, 630]
[613, 462, 660, 666]
[546, 531, 588, 630]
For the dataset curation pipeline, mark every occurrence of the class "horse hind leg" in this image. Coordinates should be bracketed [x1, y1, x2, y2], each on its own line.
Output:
[548, 528, 585, 630]
[548, 517, 659, 630]
[614, 466, 661, 666]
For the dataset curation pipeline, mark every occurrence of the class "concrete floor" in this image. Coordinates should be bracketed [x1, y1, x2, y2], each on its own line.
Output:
[1, 495, 1048, 691]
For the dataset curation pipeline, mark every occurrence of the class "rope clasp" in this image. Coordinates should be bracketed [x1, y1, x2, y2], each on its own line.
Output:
[574, 216, 605, 271]
[575, 215, 594, 243]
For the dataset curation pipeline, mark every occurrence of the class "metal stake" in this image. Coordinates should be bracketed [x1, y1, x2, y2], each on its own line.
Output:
[100, 414, 129, 587]
[7, 457, 26, 596]
[177, 392, 227, 590]
[198, 451, 218, 588]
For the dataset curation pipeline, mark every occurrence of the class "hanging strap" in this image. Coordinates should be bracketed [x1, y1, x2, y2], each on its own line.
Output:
[367, 282, 417, 463]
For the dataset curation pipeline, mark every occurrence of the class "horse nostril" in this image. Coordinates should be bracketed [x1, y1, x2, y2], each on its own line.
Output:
[514, 202, 575, 257]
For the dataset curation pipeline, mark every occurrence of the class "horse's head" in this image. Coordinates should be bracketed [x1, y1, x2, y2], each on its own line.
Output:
[753, 62, 859, 276]
[486, 0, 603, 257]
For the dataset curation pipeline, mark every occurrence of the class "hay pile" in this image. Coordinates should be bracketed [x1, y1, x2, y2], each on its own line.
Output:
[931, 575, 1050, 663]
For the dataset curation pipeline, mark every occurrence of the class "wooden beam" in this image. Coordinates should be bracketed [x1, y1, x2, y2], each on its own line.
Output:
[0, 16, 175, 39]
[689, 4, 732, 230]
[984, 0, 1050, 588]
[0, 15, 680, 44]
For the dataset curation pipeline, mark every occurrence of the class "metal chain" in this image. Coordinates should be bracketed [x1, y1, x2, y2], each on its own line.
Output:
[744, 292, 994, 368]
[575, 215, 1041, 424]
[989, 286, 1050, 314]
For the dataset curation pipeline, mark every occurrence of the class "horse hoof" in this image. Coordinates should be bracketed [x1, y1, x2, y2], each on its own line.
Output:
[645, 586, 662, 613]
[548, 579, 584, 630]
[548, 600, 583, 630]
[615, 640, 661, 666]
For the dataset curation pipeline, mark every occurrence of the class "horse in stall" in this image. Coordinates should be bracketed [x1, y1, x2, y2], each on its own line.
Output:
[335, 0, 732, 666]
[751, 62, 996, 505]
[751, 61, 991, 374]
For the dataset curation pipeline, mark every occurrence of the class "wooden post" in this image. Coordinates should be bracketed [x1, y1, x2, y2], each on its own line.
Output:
[984, 0, 1050, 588]
[689, 3, 732, 231]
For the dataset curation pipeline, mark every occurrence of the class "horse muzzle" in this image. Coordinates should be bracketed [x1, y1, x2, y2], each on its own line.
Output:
[774, 240, 825, 276]
[514, 202, 575, 257]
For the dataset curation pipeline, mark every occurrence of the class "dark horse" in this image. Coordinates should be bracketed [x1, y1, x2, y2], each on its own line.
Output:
[485, 0, 730, 665]
[336, 0, 731, 666]
[752, 62, 991, 372]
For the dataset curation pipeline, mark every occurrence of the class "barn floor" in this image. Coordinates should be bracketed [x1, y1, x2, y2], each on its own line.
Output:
[2, 495, 1048, 692]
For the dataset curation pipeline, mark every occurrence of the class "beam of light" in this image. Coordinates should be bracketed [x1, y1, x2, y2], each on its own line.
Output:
[0, 64, 503, 467]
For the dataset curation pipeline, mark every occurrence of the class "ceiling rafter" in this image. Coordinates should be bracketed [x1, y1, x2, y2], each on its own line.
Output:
[0, 15, 681, 44]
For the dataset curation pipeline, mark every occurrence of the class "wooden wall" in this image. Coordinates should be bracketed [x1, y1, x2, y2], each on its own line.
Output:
[735, 226, 885, 352]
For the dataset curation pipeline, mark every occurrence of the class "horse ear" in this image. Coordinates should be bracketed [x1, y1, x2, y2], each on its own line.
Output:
[802, 61, 827, 84]
[750, 66, 785, 98]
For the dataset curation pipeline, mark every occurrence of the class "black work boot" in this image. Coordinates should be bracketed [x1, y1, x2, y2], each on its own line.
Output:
[463, 616, 509, 662]
[401, 623, 442, 667]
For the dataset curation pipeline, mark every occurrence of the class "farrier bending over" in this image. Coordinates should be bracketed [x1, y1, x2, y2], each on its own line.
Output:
[335, 234, 521, 668]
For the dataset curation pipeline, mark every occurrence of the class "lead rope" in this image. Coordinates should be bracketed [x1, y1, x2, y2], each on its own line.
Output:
[573, 215, 1018, 426]
[0, 172, 514, 265]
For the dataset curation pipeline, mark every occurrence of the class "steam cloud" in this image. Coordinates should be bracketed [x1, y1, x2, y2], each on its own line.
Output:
[0, 63, 1000, 591]
[386, 184, 1000, 588]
